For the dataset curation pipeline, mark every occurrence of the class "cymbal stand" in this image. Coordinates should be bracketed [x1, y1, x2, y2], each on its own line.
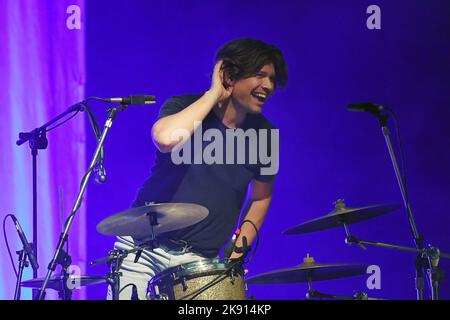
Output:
[306, 289, 367, 300]
[56, 249, 73, 300]
[14, 250, 28, 300]
[305, 275, 372, 300]
[108, 249, 125, 301]
[90, 242, 157, 300]
[348, 108, 446, 300]
[341, 222, 449, 300]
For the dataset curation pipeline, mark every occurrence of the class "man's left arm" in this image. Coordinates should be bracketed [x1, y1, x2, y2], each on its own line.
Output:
[230, 178, 274, 259]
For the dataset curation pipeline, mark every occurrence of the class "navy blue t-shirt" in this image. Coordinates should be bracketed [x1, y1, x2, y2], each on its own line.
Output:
[132, 94, 278, 257]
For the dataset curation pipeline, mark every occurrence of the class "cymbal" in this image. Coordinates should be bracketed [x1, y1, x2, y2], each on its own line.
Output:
[283, 199, 400, 235]
[21, 274, 106, 291]
[96, 202, 209, 239]
[246, 255, 368, 284]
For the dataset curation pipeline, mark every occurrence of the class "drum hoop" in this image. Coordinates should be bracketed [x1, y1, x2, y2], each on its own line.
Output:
[149, 258, 241, 284]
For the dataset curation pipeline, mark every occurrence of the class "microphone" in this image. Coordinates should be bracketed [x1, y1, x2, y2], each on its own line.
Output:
[105, 95, 156, 105]
[223, 228, 241, 259]
[11, 215, 39, 271]
[347, 102, 387, 115]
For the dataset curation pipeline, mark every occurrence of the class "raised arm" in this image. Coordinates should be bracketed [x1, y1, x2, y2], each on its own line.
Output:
[152, 60, 233, 153]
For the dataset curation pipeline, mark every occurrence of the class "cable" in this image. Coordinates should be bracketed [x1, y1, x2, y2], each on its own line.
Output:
[84, 99, 102, 139]
[25, 97, 104, 138]
[239, 219, 260, 263]
[386, 107, 409, 198]
[46, 110, 80, 132]
[84, 99, 106, 181]
[62, 99, 106, 229]
[3, 214, 18, 277]
[60, 97, 116, 242]
[119, 283, 136, 294]
[63, 160, 97, 230]
[46, 99, 92, 133]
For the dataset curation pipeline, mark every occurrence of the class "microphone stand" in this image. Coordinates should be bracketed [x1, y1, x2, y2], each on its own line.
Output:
[374, 112, 443, 300]
[36, 105, 123, 300]
[342, 223, 449, 299]
[16, 102, 86, 299]
[14, 250, 28, 300]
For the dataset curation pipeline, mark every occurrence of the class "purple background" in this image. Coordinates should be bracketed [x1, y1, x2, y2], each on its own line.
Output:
[84, 0, 450, 300]
[0, 0, 86, 300]
[1, 0, 448, 300]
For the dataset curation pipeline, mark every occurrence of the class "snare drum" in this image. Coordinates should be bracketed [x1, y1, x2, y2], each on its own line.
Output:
[146, 259, 247, 300]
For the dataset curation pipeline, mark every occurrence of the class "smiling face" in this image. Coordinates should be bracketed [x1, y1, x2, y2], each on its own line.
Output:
[228, 63, 276, 114]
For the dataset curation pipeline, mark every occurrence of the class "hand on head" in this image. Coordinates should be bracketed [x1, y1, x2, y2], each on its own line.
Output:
[209, 60, 233, 105]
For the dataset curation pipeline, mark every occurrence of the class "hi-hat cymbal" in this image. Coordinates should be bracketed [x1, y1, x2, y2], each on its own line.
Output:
[96, 202, 209, 239]
[246, 255, 368, 284]
[21, 274, 106, 291]
[283, 199, 400, 235]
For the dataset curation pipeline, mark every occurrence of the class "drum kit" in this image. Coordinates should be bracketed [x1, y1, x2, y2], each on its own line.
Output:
[15, 99, 448, 300]
[21, 198, 437, 300]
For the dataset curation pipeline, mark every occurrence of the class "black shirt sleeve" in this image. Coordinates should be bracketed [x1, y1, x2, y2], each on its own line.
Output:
[156, 94, 202, 121]
[254, 170, 277, 183]
[251, 114, 279, 183]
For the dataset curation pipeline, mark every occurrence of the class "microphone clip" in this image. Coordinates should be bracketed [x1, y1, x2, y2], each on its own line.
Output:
[229, 236, 251, 263]
[234, 236, 251, 256]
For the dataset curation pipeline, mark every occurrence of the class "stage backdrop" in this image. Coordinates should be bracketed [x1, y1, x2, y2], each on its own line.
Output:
[84, 0, 450, 300]
[0, 0, 86, 299]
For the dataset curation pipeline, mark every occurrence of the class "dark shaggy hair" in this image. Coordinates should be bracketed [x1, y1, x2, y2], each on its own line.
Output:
[215, 38, 288, 89]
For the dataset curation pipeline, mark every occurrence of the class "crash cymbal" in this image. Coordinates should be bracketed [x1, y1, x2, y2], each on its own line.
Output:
[96, 202, 209, 239]
[21, 274, 106, 291]
[283, 199, 400, 235]
[246, 255, 368, 284]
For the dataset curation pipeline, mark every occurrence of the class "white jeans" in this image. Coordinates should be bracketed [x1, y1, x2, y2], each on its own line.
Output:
[106, 236, 209, 300]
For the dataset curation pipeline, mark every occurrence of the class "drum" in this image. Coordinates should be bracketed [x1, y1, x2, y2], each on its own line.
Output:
[146, 259, 248, 300]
